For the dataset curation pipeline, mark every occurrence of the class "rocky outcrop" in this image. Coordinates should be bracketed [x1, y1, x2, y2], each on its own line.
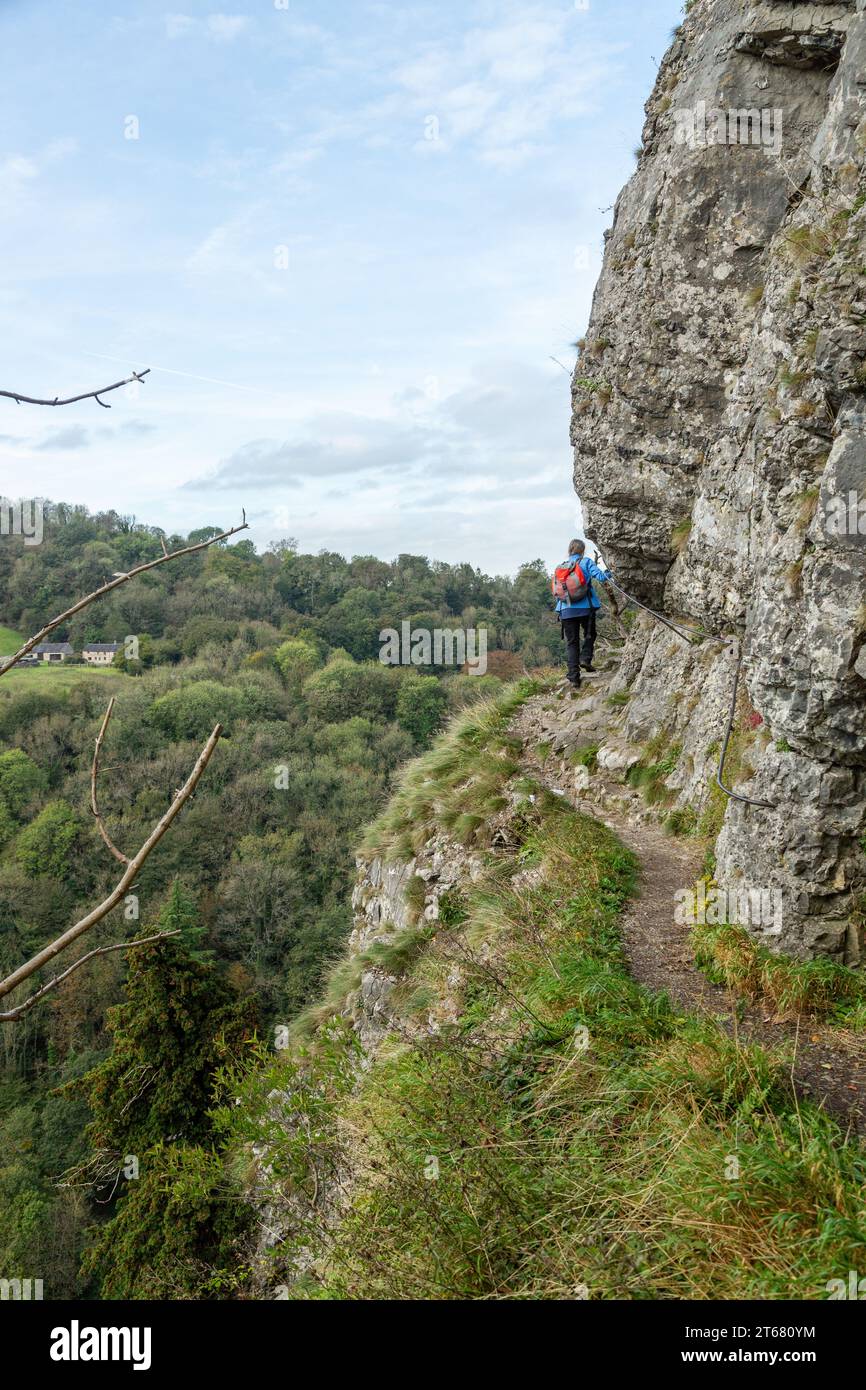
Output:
[250, 829, 515, 1292]
[572, 0, 866, 959]
[347, 840, 483, 1051]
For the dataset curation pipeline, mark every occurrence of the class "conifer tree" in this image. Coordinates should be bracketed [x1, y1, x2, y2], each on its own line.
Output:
[71, 907, 258, 1297]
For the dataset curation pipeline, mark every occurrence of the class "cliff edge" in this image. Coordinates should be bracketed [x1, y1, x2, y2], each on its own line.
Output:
[571, 0, 866, 959]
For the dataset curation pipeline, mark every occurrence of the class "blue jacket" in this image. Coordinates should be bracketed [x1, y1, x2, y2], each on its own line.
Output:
[555, 554, 611, 617]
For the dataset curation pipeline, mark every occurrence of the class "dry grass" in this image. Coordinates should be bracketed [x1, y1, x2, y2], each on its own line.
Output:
[692, 917, 866, 1023]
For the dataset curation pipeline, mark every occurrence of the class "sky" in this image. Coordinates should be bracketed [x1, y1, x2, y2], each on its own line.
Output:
[0, 0, 681, 576]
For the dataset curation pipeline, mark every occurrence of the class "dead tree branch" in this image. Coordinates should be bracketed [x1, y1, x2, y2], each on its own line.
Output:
[0, 518, 249, 676]
[90, 697, 130, 866]
[0, 508, 247, 1021]
[0, 723, 223, 1014]
[0, 367, 151, 409]
[0, 931, 182, 1023]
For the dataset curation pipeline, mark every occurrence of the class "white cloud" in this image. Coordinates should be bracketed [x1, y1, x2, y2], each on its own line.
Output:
[0, 156, 39, 211]
[0, 139, 80, 222]
[267, 3, 615, 172]
[394, 5, 610, 168]
[183, 203, 284, 291]
[186, 221, 232, 274]
[182, 360, 571, 498]
[4, 420, 158, 457]
[183, 414, 444, 489]
[164, 12, 248, 43]
[0, 0, 646, 573]
[43, 137, 79, 161]
[206, 14, 248, 42]
[165, 13, 194, 40]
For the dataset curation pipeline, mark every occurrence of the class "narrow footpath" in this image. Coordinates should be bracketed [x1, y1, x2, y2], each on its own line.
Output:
[512, 678, 866, 1134]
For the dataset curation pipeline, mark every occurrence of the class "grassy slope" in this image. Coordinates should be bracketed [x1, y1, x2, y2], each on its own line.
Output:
[0, 624, 125, 686]
[221, 683, 866, 1301]
[0, 663, 126, 694]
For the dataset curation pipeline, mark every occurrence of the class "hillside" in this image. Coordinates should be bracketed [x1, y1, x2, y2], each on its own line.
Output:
[227, 674, 865, 1299]
[0, 505, 556, 1297]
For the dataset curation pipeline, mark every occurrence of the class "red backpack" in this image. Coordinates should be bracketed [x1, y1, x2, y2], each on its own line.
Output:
[551, 557, 589, 605]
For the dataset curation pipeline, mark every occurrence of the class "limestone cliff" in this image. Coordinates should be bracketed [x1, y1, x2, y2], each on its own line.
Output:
[572, 0, 866, 959]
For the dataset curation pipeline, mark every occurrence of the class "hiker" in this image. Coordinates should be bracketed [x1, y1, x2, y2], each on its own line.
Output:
[551, 538, 617, 688]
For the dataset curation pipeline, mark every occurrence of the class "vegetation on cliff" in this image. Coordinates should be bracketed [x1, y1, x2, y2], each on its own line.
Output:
[0, 503, 556, 1297]
[214, 686, 866, 1301]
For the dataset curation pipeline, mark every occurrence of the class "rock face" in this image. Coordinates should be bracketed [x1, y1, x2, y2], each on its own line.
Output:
[572, 0, 866, 960]
[347, 841, 482, 1051]
[249, 835, 489, 1283]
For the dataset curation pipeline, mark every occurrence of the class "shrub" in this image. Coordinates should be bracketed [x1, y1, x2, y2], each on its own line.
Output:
[395, 673, 447, 746]
[16, 800, 80, 878]
[303, 659, 401, 724]
[0, 749, 47, 818]
[149, 681, 247, 740]
[273, 638, 320, 686]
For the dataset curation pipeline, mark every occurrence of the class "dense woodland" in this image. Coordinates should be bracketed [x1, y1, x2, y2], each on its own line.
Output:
[0, 502, 560, 1297]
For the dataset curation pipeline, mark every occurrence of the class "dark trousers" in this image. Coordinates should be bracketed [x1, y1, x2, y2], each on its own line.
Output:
[561, 611, 597, 684]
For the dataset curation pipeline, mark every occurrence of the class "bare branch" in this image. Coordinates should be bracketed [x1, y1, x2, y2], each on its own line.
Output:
[0, 367, 151, 409]
[90, 697, 130, 866]
[0, 724, 223, 1012]
[0, 931, 182, 1023]
[0, 503, 248, 1020]
[0, 519, 249, 676]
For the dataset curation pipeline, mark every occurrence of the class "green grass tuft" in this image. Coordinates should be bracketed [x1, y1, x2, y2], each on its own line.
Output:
[692, 918, 866, 1024]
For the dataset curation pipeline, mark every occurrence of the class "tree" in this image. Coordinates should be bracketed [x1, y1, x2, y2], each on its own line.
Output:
[0, 367, 150, 408]
[513, 559, 551, 615]
[275, 548, 349, 614]
[158, 880, 213, 963]
[0, 799, 15, 851]
[0, 750, 48, 815]
[0, 520, 247, 1022]
[150, 681, 246, 741]
[72, 935, 256, 1155]
[273, 637, 320, 687]
[81, 1143, 251, 1300]
[179, 615, 238, 658]
[303, 657, 400, 723]
[320, 587, 383, 660]
[396, 673, 447, 746]
[68, 932, 257, 1299]
[16, 802, 81, 879]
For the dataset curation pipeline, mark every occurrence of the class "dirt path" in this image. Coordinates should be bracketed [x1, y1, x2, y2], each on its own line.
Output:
[513, 689, 866, 1134]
